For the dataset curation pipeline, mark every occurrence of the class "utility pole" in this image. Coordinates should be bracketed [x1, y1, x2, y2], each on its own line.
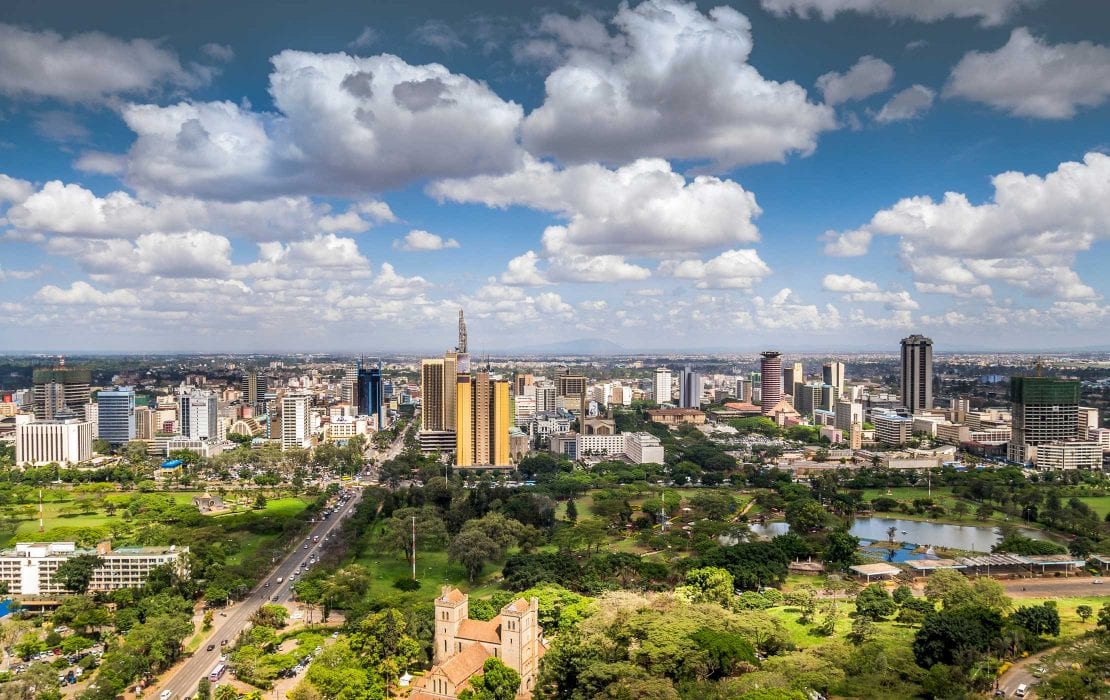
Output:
[412, 515, 417, 580]
[38, 490, 44, 533]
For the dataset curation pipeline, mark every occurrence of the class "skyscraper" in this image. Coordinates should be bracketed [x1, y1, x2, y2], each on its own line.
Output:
[783, 361, 804, 400]
[679, 366, 702, 409]
[760, 352, 783, 415]
[240, 370, 269, 413]
[454, 372, 510, 466]
[340, 361, 359, 405]
[421, 359, 446, 432]
[822, 361, 845, 395]
[900, 335, 933, 413]
[356, 362, 384, 429]
[97, 387, 135, 445]
[178, 388, 218, 440]
[281, 393, 312, 450]
[1008, 376, 1081, 464]
[33, 361, 92, 421]
[653, 367, 672, 405]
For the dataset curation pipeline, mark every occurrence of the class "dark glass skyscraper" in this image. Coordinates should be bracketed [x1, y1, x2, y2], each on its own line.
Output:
[357, 363, 384, 429]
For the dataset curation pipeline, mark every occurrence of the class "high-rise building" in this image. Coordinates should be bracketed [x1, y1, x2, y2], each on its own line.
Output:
[97, 387, 136, 446]
[783, 361, 804, 400]
[679, 366, 702, 409]
[454, 373, 511, 467]
[535, 381, 557, 413]
[556, 369, 587, 416]
[135, 405, 153, 441]
[834, 400, 863, 431]
[240, 370, 269, 413]
[356, 363, 384, 429]
[760, 352, 783, 415]
[33, 361, 92, 421]
[443, 352, 458, 432]
[421, 359, 446, 432]
[795, 383, 822, 418]
[178, 388, 218, 440]
[653, 367, 672, 405]
[340, 362, 359, 405]
[822, 361, 845, 395]
[514, 373, 534, 397]
[1008, 376, 1081, 464]
[281, 393, 312, 450]
[900, 335, 933, 414]
[15, 410, 93, 466]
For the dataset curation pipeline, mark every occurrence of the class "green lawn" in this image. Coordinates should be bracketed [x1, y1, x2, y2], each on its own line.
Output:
[1076, 496, 1110, 519]
[1016, 596, 1108, 639]
[765, 601, 917, 649]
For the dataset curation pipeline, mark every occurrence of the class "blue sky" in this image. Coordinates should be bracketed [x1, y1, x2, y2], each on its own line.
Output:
[1, 0, 1108, 353]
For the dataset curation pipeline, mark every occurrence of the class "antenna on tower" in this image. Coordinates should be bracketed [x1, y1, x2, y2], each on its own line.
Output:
[457, 309, 468, 354]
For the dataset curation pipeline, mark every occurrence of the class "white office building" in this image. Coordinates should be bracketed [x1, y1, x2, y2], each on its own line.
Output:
[874, 410, 913, 446]
[178, 388, 218, 440]
[0, 541, 188, 596]
[654, 368, 672, 405]
[834, 400, 864, 431]
[15, 411, 93, 466]
[281, 393, 312, 449]
[624, 433, 665, 464]
[1033, 442, 1103, 471]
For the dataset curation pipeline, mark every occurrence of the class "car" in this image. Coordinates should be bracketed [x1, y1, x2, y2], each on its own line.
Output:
[219, 612, 227, 617]
[272, 595, 280, 602]
[206, 644, 216, 652]
[1093, 579, 1103, 584]
[160, 691, 174, 700]
[1015, 683, 1028, 697]
[220, 639, 229, 646]
[1032, 666, 1046, 678]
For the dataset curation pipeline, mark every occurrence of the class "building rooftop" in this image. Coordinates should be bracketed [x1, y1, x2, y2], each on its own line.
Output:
[905, 559, 965, 570]
[849, 563, 901, 576]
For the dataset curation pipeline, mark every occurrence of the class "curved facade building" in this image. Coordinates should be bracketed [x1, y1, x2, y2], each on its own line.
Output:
[760, 351, 783, 416]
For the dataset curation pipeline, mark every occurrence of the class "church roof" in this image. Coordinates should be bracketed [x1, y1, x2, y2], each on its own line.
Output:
[439, 642, 491, 685]
[457, 617, 502, 644]
[438, 587, 466, 605]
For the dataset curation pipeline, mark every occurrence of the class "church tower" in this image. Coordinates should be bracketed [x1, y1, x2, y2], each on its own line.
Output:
[434, 586, 468, 664]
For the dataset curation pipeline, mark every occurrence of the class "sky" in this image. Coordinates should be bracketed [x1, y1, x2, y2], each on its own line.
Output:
[1, 0, 1109, 354]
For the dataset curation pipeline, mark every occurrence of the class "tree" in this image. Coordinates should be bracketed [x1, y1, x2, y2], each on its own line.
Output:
[785, 499, 827, 532]
[952, 501, 970, 520]
[680, 567, 735, 608]
[565, 499, 578, 522]
[215, 684, 240, 700]
[196, 678, 212, 700]
[54, 554, 103, 595]
[459, 658, 521, 700]
[380, 507, 448, 564]
[93, 438, 112, 455]
[855, 584, 896, 620]
[912, 606, 1003, 668]
[449, 529, 502, 582]
[1012, 603, 1060, 637]
[923, 568, 970, 607]
[1099, 602, 1110, 632]
[1076, 604, 1092, 623]
[892, 585, 913, 606]
[848, 615, 875, 646]
[975, 503, 993, 520]
[822, 530, 860, 570]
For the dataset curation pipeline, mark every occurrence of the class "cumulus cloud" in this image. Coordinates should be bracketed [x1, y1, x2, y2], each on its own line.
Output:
[824, 152, 1110, 298]
[874, 85, 935, 122]
[659, 249, 772, 289]
[34, 281, 140, 306]
[200, 43, 235, 63]
[0, 23, 211, 103]
[431, 156, 761, 257]
[118, 50, 523, 198]
[371, 263, 432, 297]
[247, 234, 372, 280]
[816, 56, 894, 105]
[751, 288, 841, 330]
[0, 174, 33, 204]
[393, 229, 460, 251]
[759, 0, 1038, 26]
[46, 231, 234, 279]
[521, 0, 835, 169]
[821, 274, 918, 308]
[6, 178, 378, 240]
[348, 27, 378, 50]
[945, 28, 1110, 119]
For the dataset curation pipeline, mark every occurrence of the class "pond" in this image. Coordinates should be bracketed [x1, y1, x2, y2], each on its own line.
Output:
[748, 516, 1052, 554]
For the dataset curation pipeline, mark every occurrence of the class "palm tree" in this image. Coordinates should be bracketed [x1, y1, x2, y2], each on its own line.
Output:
[887, 525, 898, 545]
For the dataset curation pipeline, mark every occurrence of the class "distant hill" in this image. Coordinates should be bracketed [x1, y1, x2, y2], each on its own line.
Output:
[500, 338, 625, 355]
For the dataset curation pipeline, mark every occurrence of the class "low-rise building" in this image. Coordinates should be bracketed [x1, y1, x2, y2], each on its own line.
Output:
[14, 411, 93, 466]
[1033, 441, 1103, 471]
[873, 410, 913, 446]
[624, 432, 665, 464]
[0, 541, 188, 595]
[645, 408, 706, 426]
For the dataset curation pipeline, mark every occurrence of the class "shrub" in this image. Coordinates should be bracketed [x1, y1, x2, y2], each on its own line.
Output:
[392, 577, 421, 592]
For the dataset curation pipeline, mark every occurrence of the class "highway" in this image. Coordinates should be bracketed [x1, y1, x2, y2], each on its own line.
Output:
[157, 487, 363, 699]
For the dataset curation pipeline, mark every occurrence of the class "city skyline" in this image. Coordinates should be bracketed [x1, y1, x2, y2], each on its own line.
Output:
[1, 0, 1109, 352]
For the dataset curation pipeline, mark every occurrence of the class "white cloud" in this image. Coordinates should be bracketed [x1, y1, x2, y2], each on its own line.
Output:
[659, 249, 772, 289]
[759, 0, 1038, 26]
[393, 229, 460, 251]
[945, 28, 1110, 119]
[119, 51, 523, 198]
[0, 23, 211, 103]
[412, 20, 466, 51]
[32, 111, 90, 142]
[46, 231, 234, 279]
[356, 200, 398, 223]
[6, 178, 374, 241]
[751, 288, 841, 330]
[348, 27, 378, 50]
[821, 228, 872, 257]
[247, 234, 372, 280]
[0, 174, 33, 204]
[73, 151, 127, 175]
[816, 56, 893, 105]
[200, 43, 235, 63]
[874, 85, 935, 123]
[371, 263, 431, 297]
[822, 274, 918, 309]
[431, 156, 761, 257]
[501, 251, 551, 286]
[34, 281, 140, 306]
[826, 152, 1110, 298]
[521, 0, 835, 169]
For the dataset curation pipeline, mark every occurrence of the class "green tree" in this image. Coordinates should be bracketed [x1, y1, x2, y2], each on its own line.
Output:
[459, 658, 521, 700]
[196, 677, 212, 700]
[1076, 604, 1092, 623]
[449, 529, 503, 582]
[923, 568, 970, 607]
[952, 501, 970, 520]
[1099, 602, 1110, 632]
[53, 554, 103, 594]
[855, 584, 896, 620]
[848, 615, 875, 646]
[784, 499, 827, 532]
[892, 585, 913, 606]
[92, 438, 112, 455]
[822, 529, 860, 570]
[680, 567, 735, 608]
[1012, 603, 1060, 637]
[565, 499, 578, 522]
[380, 506, 448, 563]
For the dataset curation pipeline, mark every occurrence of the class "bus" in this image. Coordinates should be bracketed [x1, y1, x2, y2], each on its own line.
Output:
[209, 662, 226, 682]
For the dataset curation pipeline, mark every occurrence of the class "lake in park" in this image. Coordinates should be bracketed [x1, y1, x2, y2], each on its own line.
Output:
[748, 517, 1053, 560]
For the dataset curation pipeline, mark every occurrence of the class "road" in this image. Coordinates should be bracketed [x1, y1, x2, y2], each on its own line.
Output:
[1000, 577, 1105, 598]
[157, 488, 363, 699]
[995, 649, 1049, 698]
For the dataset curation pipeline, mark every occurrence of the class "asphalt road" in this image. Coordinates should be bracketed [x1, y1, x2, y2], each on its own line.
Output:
[156, 487, 363, 699]
[1000, 577, 1106, 598]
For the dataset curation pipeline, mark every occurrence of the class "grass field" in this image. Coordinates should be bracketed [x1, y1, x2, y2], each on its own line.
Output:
[1076, 496, 1110, 518]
